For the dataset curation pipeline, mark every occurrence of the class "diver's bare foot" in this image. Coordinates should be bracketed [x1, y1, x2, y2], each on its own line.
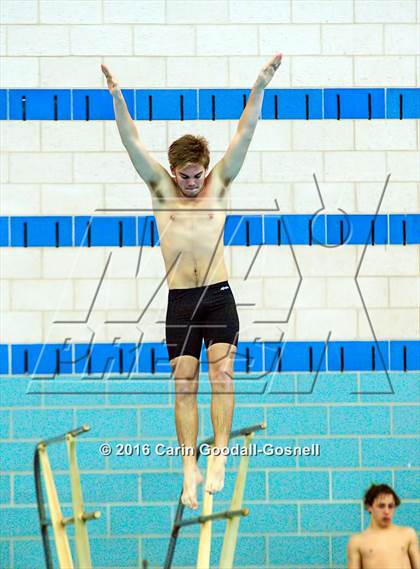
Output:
[205, 451, 227, 494]
[181, 464, 203, 510]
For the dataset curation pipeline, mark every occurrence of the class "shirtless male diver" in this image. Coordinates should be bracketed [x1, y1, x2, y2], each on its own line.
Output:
[102, 53, 282, 509]
[347, 484, 419, 569]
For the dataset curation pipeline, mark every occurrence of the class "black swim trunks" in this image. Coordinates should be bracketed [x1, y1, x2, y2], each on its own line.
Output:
[165, 281, 240, 361]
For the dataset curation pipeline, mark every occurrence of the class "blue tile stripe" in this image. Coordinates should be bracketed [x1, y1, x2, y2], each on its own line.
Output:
[0, 88, 419, 120]
[1, 341, 419, 375]
[1, 214, 418, 247]
[324, 88, 385, 119]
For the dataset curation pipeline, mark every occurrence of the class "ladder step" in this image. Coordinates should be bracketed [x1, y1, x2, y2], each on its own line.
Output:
[199, 423, 265, 447]
[61, 510, 101, 526]
[175, 507, 249, 528]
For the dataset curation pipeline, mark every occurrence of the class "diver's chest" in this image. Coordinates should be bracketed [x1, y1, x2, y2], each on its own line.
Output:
[159, 208, 226, 235]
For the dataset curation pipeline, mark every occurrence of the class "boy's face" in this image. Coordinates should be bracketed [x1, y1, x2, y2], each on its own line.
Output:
[368, 493, 397, 527]
[171, 163, 206, 197]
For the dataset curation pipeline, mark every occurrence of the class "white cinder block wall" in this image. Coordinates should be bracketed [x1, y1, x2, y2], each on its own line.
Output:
[0, 0, 419, 345]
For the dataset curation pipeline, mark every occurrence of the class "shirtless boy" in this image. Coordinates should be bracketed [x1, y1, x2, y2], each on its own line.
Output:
[347, 484, 419, 569]
[102, 54, 282, 509]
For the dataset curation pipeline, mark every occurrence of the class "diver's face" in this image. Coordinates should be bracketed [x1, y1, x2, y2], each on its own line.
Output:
[368, 494, 396, 528]
[172, 163, 206, 197]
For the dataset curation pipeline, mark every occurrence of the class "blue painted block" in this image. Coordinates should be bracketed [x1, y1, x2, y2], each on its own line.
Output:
[73, 89, 134, 120]
[0, 217, 9, 246]
[387, 88, 420, 119]
[13, 540, 56, 569]
[141, 472, 183, 502]
[231, 405, 265, 432]
[137, 89, 197, 120]
[0, 507, 39, 537]
[269, 470, 329, 500]
[234, 341, 263, 372]
[13, 408, 73, 439]
[0, 344, 9, 374]
[0, 475, 10, 504]
[199, 89, 250, 120]
[224, 215, 263, 245]
[235, 470, 266, 501]
[389, 214, 420, 244]
[267, 406, 327, 435]
[300, 437, 359, 467]
[264, 341, 327, 372]
[0, 377, 42, 407]
[11, 344, 73, 375]
[139, 408, 174, 437]
[362, 438, 420, 467]
[332, 470, 392, 500]
[332, 536, 350, 566]
[264, 214, 326, 245]
[76, 408, 138, 438]
[0, 410, 10, 438]
[9, 89, 71, 120]
[73, 441, 106, 470]
[90, 538, 138, 568]
[107, 378, 171, 405]
[301, 504, 360, 532]
[0, 90, 7, 119]
[258, 372, 295, 401]
[328, 341, 389, 372]
[262, 88, 323, 119]
[296, 372, 358, 402]
[83, 473, 138, 502]
[138, 215, 160, 246]
[0, 541, 9, 569]
[232, 536, 266, 566]
[360, 372, 419, 402]
[74, 216, 136, 247]
[269, 536, 329, 565]
[330, 405, 391, 435]
[111, 505, 171, 535]
[11, 216, 72, 247]
[0, 443, 36, 471]
[74, 343, 138, 375]
[395, 470, 420, 499]
[242, 504, 298, 533]
[138, 342, 170, 373]
[395, 503, 420, 528]
[324, 88, 385, 119]
[327, 214, 388, 245]
[33, 378, 107, 406]
[393, 405, 420, 434]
